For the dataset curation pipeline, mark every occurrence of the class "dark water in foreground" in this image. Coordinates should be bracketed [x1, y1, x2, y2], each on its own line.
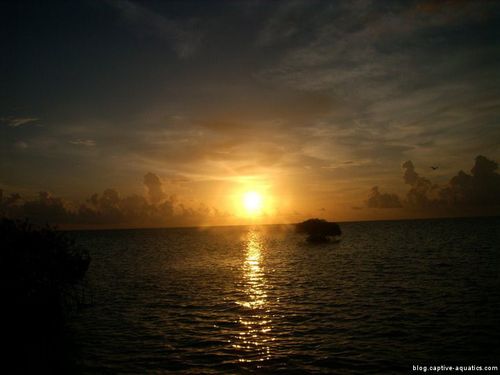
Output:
[71, 218, 500, 374]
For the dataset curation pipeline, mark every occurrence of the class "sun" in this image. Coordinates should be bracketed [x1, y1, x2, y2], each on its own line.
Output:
[242, 191, 263, 215]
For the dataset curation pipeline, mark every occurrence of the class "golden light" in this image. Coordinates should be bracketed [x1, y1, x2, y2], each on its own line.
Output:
[242, 191, 263, 215]
[233, 229, 273, 362]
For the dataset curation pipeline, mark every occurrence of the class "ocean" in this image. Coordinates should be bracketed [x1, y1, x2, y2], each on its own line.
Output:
[70, 217, 500, 374]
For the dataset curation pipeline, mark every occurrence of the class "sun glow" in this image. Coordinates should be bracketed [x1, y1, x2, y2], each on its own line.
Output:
[242, 191, 263, 216]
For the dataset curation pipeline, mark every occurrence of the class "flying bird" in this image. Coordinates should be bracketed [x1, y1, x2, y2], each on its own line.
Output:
[430, 166, 439, 170]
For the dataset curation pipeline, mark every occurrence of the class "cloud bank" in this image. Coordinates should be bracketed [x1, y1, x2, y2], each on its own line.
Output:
[366, 186, 402, 209]
[0, 173, 226, 228]
[367, 155, 500, 214]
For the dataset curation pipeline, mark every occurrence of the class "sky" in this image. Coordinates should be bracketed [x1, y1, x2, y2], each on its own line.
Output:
[1, 0, 500, 228]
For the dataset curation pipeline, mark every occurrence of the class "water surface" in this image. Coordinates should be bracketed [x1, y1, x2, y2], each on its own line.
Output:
[72, 217, 500, 373]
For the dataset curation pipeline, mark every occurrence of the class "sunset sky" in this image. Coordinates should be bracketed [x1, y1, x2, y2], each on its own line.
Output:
[1, 0, 499, 227]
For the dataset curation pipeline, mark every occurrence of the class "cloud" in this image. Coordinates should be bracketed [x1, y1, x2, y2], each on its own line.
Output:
[257, 1, 500, 168]
[366, 186, 402, 208]
[365, 155, 500, 213]
[0, 173, 226, 228]
[106, 0, 202, 58]
[257, 1, 322, 47]
[402, 160, 441, 209]
[143, 172, 167, 204]
[440, 155, 500, 207]
[1, 117, 38, 127]
[14, 141, 28, 150]
[0, 191, 71, 224]
[69, 139, 96, 147]
[77, 187, 175, 226]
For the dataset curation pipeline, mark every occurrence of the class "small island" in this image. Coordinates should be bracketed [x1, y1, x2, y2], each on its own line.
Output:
[295, 218, 342, 243]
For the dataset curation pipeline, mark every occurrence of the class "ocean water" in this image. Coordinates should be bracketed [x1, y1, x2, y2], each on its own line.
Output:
[71, 218, 500, 374]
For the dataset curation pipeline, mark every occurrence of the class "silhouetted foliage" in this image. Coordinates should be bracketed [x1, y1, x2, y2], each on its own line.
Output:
[295, 218, 342, 243]
[0, 218, 90, 372]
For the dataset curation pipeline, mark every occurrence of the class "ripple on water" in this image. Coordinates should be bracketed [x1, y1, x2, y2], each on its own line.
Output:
[72, 218, 500, 373]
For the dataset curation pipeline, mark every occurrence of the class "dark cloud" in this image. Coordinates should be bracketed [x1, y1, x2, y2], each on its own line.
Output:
[0, 173, 224, 228]
[75, 187, 175, 226]
[258, 0, 500, 173]
[106, 0, 202, 58]
[440, 155, 500, 207]
[1, 117, 38, 127]
[0, 191, 71, 224]
[402, 160, 441, 209]
[366, 186, 402, 209]
[366, 155, 500, 213]
[143, 172, 167, 204]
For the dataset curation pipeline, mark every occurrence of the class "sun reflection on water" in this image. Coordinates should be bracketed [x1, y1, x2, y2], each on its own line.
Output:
[233, 228, 274, 363]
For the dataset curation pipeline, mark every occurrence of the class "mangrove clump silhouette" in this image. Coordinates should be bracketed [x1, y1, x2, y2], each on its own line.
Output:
[0, 218, 90, 371]
[295, 218, 342, 243]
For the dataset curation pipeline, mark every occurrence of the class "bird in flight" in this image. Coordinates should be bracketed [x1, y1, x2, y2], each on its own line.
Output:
[430, 166, 439, 170]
